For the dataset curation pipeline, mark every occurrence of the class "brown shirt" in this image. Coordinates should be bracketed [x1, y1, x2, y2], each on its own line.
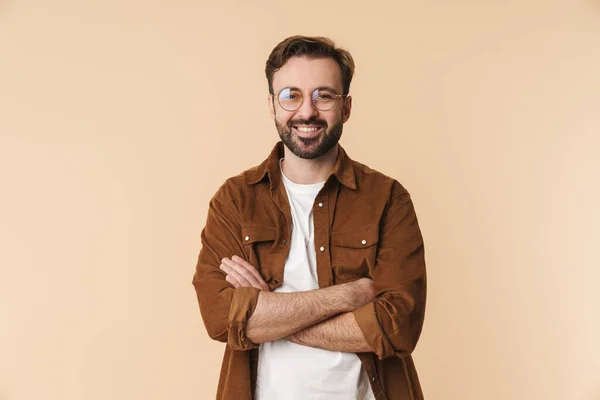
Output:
[192, 142, 427, 400]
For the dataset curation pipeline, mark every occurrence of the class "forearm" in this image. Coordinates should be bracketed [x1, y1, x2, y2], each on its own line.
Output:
[287, 311, 373, 353]
[246, 282, 361, 344]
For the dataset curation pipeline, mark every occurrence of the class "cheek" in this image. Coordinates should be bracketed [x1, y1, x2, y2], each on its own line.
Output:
[274, 109, 292, 126]
[276, 116, 290, 129]
[325, 111, 343, 127]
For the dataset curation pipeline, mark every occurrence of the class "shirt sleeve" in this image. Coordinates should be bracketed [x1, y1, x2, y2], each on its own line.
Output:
[352, 182, 427, 359]
[192, 185, 261, 351]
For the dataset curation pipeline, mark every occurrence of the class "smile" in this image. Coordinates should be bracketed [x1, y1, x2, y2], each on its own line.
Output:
[292, 125, 324, 138]
[295, 126, 320, 133]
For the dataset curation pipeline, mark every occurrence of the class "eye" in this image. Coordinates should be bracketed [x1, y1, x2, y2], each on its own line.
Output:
[279, 88, 301, 101]
[318, 93, 335, 100]
[313, 89, 336, 100]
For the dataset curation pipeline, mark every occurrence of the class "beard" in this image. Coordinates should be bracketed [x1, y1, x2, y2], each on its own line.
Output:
[275, 116, 343, 160]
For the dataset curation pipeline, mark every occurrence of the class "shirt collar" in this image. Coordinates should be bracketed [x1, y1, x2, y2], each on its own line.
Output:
[248, 141, 357, 190]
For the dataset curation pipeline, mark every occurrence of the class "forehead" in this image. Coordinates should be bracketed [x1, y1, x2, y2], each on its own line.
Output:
[272, 56, 343, 92]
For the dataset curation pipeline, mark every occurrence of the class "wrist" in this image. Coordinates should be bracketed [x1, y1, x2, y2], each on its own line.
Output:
[331, 282, 361, 313]
[347, 279, 374, 310]
[346, 280, 366, 311]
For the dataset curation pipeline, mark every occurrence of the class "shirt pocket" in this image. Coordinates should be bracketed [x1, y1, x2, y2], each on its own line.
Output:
[241, 224, 278, 280]
[331, 223, 380, 282]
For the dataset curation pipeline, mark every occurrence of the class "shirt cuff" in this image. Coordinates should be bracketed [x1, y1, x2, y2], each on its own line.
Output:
[352, 301, 395, 359]
[227, 286, 261, 351]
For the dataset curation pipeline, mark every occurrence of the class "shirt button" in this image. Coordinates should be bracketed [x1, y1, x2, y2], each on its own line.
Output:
[319, 246, 325, 252]
[371, 375, 376, 382]
[362, 239, 367, 245]
[318, 202, 323, 207]
[283, 239, 288, 244]
[245, 236, 250, 241]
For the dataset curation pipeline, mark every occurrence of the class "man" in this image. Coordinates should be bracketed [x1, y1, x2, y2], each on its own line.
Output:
[192, 35, 426, 400]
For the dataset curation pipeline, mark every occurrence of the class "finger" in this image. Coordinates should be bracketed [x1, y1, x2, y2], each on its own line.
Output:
[231, 256, 269, 288]
[223, 258, 262, 289]
[220, 263, 236, 285]
[225, 274, 240, 288]
[228, 257, 270, 291]
[220, 262, 253, 288]
[225, 267, 251, 288]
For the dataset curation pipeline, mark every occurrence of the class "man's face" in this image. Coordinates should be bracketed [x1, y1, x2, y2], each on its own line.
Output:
[269, 56, 352, 160]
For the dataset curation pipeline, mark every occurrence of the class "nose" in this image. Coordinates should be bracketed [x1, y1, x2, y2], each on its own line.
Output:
[295, 94, 319, 120]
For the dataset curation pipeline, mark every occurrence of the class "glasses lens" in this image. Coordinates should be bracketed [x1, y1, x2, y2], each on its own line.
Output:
[312, 89, 337, 111]
[278, 88, 302, 111]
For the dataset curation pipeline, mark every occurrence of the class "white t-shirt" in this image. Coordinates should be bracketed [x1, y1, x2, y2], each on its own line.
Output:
[255, 159, 375, 400]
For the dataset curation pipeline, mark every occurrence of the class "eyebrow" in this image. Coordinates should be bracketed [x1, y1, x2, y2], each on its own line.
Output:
[314, 86, 338, 93]
[281, 86, 339, 93]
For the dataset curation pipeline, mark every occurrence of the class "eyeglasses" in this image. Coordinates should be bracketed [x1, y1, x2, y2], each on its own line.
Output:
[272, 87, 348, 112]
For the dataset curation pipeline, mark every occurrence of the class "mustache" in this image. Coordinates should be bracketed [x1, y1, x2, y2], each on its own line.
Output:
[288, 119, 327, 128]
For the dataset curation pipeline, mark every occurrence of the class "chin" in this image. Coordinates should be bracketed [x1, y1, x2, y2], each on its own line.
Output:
[295, 134, 323, 146]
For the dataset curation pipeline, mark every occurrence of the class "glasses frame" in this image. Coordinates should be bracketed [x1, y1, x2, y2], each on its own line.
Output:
[271, 87, 349, 112]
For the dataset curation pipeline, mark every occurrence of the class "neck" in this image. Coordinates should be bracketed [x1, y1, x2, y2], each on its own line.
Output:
[281, 145, 339, 185]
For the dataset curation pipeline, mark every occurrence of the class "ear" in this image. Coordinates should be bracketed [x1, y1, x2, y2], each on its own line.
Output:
[268, 94, 276, 120]
[341, 95, 352, 123]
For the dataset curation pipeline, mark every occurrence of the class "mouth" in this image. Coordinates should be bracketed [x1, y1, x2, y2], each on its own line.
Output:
[291, 125, 324, 139]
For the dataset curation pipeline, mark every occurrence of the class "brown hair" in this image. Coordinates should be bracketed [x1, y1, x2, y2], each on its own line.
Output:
[265, 35, 355, 95]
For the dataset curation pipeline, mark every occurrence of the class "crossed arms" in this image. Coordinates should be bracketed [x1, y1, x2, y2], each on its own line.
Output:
[192, 182, 426, 359]
[220, 255, 375, 353]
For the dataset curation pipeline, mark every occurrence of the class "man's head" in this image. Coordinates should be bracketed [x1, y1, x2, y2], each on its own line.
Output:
[265, 36, 355, 160]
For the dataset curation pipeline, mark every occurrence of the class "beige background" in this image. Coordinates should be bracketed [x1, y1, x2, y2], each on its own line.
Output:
[1, 0, 599, 399]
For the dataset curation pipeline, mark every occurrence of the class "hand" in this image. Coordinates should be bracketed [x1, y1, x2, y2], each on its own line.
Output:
[220, 255, 271, 292]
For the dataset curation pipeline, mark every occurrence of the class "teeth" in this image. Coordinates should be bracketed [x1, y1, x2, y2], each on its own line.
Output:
[296, 126, 320, 133]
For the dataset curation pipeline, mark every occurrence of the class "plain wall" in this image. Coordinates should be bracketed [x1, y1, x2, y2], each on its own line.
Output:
[1, 0, 599, 399]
